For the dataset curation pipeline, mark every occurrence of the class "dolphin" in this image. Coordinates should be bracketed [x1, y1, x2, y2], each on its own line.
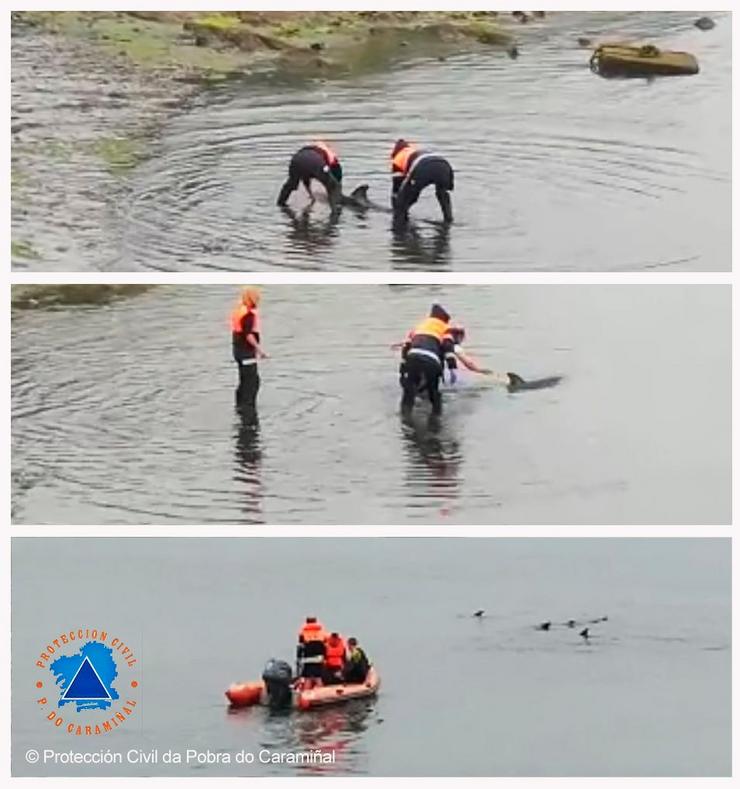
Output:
[340, 184, 392, 213]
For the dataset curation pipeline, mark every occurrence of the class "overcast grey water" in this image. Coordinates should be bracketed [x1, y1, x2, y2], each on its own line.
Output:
[11, 285, 730, 525]
[12, 538, 731, 777]
[11, 12, 731, 271]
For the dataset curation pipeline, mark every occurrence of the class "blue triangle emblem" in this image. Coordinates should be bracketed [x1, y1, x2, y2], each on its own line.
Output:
[61, 656, 112, 700]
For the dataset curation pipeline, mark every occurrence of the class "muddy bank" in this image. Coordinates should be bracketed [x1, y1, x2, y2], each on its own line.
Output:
[11, 284, 153, 309]
[14, 11, 517, 81]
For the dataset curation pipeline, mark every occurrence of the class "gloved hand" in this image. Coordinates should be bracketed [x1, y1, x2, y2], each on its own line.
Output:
[448, 369, 458, 386]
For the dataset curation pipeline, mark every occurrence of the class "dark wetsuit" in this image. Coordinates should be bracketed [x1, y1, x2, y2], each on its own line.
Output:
[232, 310, 260, 416]
[277, 145, 343, 209]
[393, 150, 454, 223]
[401, 332, 456, 416]
[297, 639, 326, 680]
[344, 647, 370, 684]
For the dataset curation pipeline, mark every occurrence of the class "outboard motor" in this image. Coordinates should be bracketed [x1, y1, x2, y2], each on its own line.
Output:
[261, 659, 294, 709]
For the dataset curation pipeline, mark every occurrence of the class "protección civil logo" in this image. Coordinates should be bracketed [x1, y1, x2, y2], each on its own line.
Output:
[34, 628, 140, 736]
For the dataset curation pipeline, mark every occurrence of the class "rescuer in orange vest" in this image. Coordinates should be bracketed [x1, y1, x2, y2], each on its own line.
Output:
[323, 631, 347, 685]
[399, 305, 491, 416]
[296, 617, 328, 689]
[277, 142, 343, 211]
[230, 287, 267, 417]
[390, 139, 454, 224]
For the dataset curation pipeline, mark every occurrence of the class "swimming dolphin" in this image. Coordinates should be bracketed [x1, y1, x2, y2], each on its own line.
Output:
[536, 621, 552, 631]
[580, 628, 590, 640]
[473, 609, 485, 618]
[507, 373, 563, 392]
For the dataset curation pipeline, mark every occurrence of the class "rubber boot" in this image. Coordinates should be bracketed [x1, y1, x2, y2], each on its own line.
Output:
[436, 188, 453, 224]
[277, 178, 296, 207]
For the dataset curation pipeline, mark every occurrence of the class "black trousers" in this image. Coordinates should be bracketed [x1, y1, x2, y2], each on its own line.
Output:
[401, 354, 443, 415]
[277, 148, 340, 208]
[235, 362, 260, 414]
[395, 157, 454, 223]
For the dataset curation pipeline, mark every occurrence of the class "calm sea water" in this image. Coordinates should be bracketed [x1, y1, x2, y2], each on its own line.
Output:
[12, 538, 731, 776]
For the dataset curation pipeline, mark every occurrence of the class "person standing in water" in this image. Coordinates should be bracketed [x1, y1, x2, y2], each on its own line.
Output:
[230, 287, 267, 418]
[398, 305, 491, 416]
[390, 139, 455, 224]
[277, 142, 343, 212]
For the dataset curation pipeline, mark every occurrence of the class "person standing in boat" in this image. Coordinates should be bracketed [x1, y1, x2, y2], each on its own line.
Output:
[230, 287, 268, 420]
[323, 631, 347, 685]
[343, 637, 370, 684]
[296, 617, 327, 689]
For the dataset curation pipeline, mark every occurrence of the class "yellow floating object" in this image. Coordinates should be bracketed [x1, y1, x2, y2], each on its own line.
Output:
[590, 44, 699, 77]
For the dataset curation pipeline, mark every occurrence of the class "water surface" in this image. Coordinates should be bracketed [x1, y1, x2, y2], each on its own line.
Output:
[12, 538, 731, 777]
[11, 285, 731, 524]
[11, 12, 731, 271]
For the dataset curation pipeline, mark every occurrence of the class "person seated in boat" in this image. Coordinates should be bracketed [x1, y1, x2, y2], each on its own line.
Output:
[322, 631, 347, 685]
[343, 637, 370, 684]
[277, 142, 343, 212]
[296, 617, 327, 689]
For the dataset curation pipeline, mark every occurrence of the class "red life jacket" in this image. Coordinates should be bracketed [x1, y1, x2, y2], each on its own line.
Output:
[230, 304, 260, 335]
[324, 636, 346, 669]
[313, 141, 338, 166]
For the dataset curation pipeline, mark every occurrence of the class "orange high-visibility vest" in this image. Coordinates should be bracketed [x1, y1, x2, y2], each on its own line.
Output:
[392, 145, 418, 174]
[324, 637, 346, 669]
[299, 621, 326, 643]
[411, 316, 449, 341]
[230, 305, 260, 335]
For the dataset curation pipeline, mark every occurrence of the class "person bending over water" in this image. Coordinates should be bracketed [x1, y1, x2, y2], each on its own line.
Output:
[397, 304, 490, 416]
[277, 142, 343, 212]
[390, 139, 455, 224]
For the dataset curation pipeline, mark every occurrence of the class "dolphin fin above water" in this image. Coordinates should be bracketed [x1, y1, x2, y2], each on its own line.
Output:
[340, 184, 392, 213]
[507, 374, 563, 393]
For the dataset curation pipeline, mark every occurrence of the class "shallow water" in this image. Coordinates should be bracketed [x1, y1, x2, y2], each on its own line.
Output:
[11, 538, 731, 776]
[11, 12, 731, 271]
[11, 285, 730, 524]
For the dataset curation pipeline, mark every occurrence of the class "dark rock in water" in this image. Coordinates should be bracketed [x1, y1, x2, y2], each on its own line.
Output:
[537, 621, 552, 631]
[694, 16, 715, 31]
[533, 11, 546, 18]
[507, 45, 520, 60]
[578, 37, 592, 48]
[310, 42, 324, 51]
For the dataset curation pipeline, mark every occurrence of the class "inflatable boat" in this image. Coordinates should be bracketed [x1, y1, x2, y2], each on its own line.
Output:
[590, 44, 699, 77]
[226, 660, 380, 711]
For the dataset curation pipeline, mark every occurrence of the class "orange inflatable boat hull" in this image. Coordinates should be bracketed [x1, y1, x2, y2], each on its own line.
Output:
[225, 668, 380, 710]
[295, 668, 380, 710]
[225, 681, 264, 708]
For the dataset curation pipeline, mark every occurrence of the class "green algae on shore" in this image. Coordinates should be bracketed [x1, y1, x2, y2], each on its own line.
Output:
[11, 284, 154, 310]
[14, 11, 514, 81]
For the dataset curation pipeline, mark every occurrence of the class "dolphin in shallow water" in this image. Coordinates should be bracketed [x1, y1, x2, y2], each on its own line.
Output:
[340, 184, 392, 213]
